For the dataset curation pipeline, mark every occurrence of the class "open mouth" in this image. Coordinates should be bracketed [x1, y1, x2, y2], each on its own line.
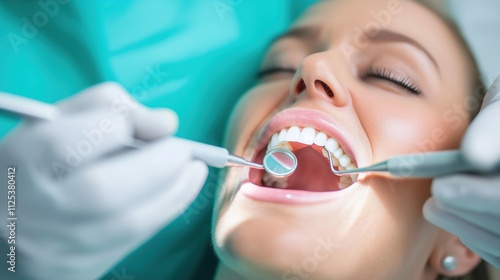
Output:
[249, 125, 359, 193]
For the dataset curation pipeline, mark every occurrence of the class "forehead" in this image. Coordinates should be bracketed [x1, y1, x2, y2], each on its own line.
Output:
[294, 0, 451, 43]
[296, 0, 435, 29]
[291, 0, 457, 56]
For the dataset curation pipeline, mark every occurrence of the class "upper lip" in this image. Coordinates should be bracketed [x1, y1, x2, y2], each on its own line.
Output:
[253, 108, 358, 163]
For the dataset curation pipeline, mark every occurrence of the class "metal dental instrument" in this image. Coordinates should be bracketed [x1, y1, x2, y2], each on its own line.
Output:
[261, 148, 297, 178]
[171, 140, 297, 177]
[325, 149, 499, 178]
[0, 91, 298, 177]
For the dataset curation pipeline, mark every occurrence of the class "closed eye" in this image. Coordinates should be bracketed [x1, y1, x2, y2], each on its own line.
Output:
[362, 67, 422, 95]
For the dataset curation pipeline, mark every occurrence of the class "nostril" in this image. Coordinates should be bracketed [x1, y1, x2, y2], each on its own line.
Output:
[295, 79, 306, 94]
[315, 80, 334, 98]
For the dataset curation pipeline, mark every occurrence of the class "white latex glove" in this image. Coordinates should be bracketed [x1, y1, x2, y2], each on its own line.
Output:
[424, 76, 500, 267]
[0, 82, 208, 279]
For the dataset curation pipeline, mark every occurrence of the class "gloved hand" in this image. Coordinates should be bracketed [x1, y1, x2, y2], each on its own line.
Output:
[0, 82, 208, 279]
[424, 76, 500, 268]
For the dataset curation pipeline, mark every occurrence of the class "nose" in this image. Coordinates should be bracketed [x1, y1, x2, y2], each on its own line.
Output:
[291, 52, 350, 107]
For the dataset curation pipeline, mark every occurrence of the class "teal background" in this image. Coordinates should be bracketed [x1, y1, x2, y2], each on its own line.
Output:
[0, 1, 315, 279]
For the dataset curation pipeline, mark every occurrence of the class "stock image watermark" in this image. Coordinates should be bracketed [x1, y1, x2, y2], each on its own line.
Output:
[7, 0, 71, 53]
[51, 117, 117, 181]
[129, 65, 171, 102]
[341, 0, 403, 58]
[181, 169, 219, 225]
[50, 64, 171, 181]
[212, 0, 243, 21]
[6, 166, 17, 273]
[282, 235, 339, 280]
[107, 267, 135, 280]
[381, 73, 490, 190]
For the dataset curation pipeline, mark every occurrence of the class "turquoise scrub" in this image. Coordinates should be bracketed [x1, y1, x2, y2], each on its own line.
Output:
[0, 1, 315, 279]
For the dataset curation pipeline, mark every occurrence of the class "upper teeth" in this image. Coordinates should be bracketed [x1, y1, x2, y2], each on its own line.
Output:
[267, 126, 358, 184]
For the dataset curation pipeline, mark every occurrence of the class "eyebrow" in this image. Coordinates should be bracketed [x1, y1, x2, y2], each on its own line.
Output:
[369, 29, 439, 73]
[269, 26, 320, 46]
[270, 27, 439, 74]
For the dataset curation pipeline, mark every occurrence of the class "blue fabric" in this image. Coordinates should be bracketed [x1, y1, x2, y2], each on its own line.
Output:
[0, 0, 316, 279]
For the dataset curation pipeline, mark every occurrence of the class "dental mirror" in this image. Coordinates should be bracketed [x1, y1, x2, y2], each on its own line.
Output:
[263, 148, 298, 178]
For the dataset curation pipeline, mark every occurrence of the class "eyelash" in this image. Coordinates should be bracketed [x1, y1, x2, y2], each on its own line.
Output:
[362, 67, 422, 95]
[257, 66, 422, 95]
[257, 67, 296, 78]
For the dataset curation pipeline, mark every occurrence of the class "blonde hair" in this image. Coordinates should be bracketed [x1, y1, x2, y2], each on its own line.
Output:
[417, 0, 486, 120]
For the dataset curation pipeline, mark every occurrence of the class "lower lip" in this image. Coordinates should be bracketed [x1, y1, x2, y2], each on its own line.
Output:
[240, 181, 342, 204]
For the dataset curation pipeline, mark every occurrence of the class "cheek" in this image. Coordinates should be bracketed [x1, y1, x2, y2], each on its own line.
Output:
[359, 98, 465, 161]
[225, 80, 291, 152]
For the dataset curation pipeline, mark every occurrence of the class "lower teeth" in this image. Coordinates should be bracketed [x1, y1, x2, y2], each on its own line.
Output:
[261, 169, 355, 190]
[339, 183, 350, 190]
[262, 172, 287, 188]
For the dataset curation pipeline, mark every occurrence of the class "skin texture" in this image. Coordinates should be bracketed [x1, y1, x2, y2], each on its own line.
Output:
[212, 1, 481, 279]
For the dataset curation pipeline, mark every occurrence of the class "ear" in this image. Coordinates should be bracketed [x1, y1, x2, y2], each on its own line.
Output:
[429, 233, 481, 277]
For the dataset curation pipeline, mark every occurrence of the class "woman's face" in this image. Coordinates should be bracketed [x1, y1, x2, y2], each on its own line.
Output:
[213, 0, 474, 279]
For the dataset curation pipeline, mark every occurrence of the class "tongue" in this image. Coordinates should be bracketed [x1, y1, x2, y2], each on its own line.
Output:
[286, 146, 340, 191]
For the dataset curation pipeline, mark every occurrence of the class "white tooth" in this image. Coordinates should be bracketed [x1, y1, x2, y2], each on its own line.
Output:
[333, 147, 343, 158]
[339, 183, 349, 190]
[275, 141, 292, 151]
[285, 126, 301, 142]
[268, 133, 279, 150]
[332, 156, 340, 167]
[325, 138, 339, 153]
[322, 148, 340, 166]
[338, 166, 346, 171]
[340, 176, 351, 183]
[263, 173, 273, 184]
[338, 154, 351, 167]
[346, 163, 356, 170]
[278, 129, 287, 142]
[314, 132, 327, 146]
[276, 179, 288, 188]
[298, 127, 315, 145]
[263, 172, 287, 188]
[272, 133, 280, 146]
[350, 174, 358, 182]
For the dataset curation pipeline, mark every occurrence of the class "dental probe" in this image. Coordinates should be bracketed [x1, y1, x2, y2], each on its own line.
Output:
[325, 149, 499, 178]
[0, 91, 298, 177]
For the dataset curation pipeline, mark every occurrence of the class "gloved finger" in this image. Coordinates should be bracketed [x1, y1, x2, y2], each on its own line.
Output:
[425, 198, 500, 241]
[462, 76, 500, 170]
[57, 82, 179, 141]
[96, 160, 208, 248]
[32, 160, 206, 280]
[423, 198, 500, 257]
[433, 207, 500, 235]
[30, 109, 136, 177]
[482, 76, 500, 109]
[130, 107, 179, 141]
[121, 160, 208, 243]
[431, 174, 500, 214]
[59, 161, 207, 254]
[60, 138, 203, 215]
[57, 82, 143, 114]
[461, 239, 500, 268]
